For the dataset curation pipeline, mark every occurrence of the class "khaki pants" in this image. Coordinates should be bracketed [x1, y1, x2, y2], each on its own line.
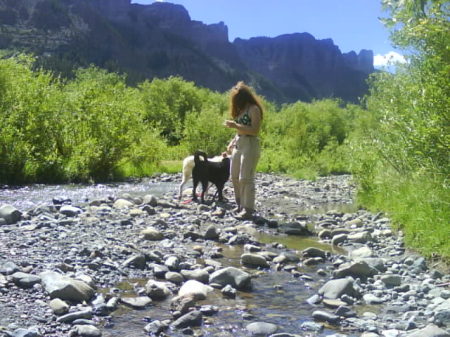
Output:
[230, 135, 260, 211]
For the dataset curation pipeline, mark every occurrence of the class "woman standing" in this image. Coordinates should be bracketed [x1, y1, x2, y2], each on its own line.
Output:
[224, 81, 263, 220]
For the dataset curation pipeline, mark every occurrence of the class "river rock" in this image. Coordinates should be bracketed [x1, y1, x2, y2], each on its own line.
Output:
[246, 321, 278, 335]
[241, 253, 269, 268]
[204, 225, 220, 240]
[282, 222, 311, 235]
[11, 272, 41, 288]
[8, 327, 40, 337]
[49, 298, 69, 315]
[165, 271, 183, 284]
[180, 269, 209, 283]
[0, 204, 22, 224]
[40, 271, 95, 302]
[145, 280, 171, 300]
[56, 309, 93, 323]
[119, 296, 152, 309]
[112, 199, 134, 209]
[59, 205, 82, 217]
[333, 261, 378, 279]
[171, 310, 203, 329]
[380, 274, 402, 287]
[209, 267, 252, 290]
[350, 246, 373, 259]
[318, 278, 360, 299]
[0, 261, 20, 275]
[141, 227, 164, 241]
[407, 324, 450, 337]
[303, 247, 327, 258]
[71, 324, 102, 337]
[178, 280, 213, 300]
[312, 310, 340, 324]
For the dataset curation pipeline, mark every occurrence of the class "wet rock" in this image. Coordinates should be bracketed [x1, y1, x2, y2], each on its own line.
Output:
[171, 294, 196, 315]
[363, 293, 387, 304]
[241, 253, 269, 268]
[300, 321, 324, 331]
[119, 296, 152, 309]
[318, 278, 360, 299]
[143, 194, 158, 207]
[70, 324, 102, 337]
[144, 320, 168, 334]
[164, 256, 180, 271]
[122, 254, 147, 269]
[178, 280, 213, 300]
[209, 267, 252, 290]
[145, 280, 172, 300]
[56, 309, 93, 323]
[333, 261, 378, 279]
[350, 246, 373, 259]
[180, 269, 209, 283]
[282, 222, 311, 236]
[312, 310, 340, 325]
[171, 310, 203, 329]
[406, 324, 450, 337]
[246, 321, 278, 335]
[0, 204, 22, 224]
[165, 271, 184, 285]
[302, 247, 327, 259]
[332, 234, 348, 245]
[40, 271, 95, 302]
[380, 274, 402, 287]
[221, 284, 237, 298]
[204, 225, 220, 240]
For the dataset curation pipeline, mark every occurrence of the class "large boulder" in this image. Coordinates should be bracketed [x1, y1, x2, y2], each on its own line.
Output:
[40, 271, 95, 302]
[318, 278, 361, 299]
[0, 204, 22, 224]
[209, 267, 252, 290]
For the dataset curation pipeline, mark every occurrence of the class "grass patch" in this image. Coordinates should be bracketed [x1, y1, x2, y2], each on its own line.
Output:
[357, 171, 450, 262]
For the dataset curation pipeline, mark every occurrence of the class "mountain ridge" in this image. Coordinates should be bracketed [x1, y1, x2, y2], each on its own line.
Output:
[0, 0, 374, 103]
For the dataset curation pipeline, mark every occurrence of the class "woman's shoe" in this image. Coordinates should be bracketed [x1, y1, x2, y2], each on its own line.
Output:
[234, 208, 254, 220]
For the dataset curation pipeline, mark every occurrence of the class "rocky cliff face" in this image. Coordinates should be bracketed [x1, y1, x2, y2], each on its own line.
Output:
[0, 0, 374, 103]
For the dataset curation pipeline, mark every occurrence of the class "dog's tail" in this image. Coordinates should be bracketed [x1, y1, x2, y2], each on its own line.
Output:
[194, 151, 208, 165]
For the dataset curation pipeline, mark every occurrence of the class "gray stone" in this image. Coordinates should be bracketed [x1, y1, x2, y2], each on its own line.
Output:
[0, 261, 20, 275]
[363, 293, 387, 304]
[334, 261, 378, 279]
[0, 204, 22, 224]
[141, 227, 164, 241]
[318, 278, 360, 299]
[209, 267, 252, 290]
[122, 254, 147, 269]
[180, 269, 209, 283]
[71, 325, 102, 337]
[312, 310, 340, 324]
[119, 296, 152, 309]
[407, 324, 450, 337]
[332, 234, 348, 245]
[49, 298, 69, 315]
[9, 327, 40, 337]
[11, 272, 41, 288]
[145, 280, 171, 300]
[40, 271, 95, 302]
[171, 310, 203, 329]
[59, 205, 82, 217]
[165, 271, 184, 284]
[302, 247, 327, 258]
[300, 321, 323, 332]
[380, 274, 402, 287]
[282, 222, 311, 236]
[241, 253, 269, 268]
[204, 225, 220, 240]
[178, 280, 213, 300]
[113, 198, 134, 209]
[56, 309, 93, 323]
[246, 322, 278, 335]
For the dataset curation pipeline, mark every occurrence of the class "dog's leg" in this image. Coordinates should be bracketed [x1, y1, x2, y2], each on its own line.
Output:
[192, 177, 199, 201]
[200, 180, 208, 203]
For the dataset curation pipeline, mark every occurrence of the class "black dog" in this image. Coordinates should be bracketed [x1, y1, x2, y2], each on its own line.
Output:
[192, 151, 230, 203]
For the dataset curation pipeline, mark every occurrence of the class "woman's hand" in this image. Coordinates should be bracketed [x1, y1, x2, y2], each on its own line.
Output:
[224, 120, 237, 129]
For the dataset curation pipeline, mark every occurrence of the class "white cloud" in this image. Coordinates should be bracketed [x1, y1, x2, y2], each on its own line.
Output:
[374, 51, 407, 67]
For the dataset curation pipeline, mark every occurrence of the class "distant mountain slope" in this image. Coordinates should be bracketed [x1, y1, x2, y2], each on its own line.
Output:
[0, 0, 374, 103]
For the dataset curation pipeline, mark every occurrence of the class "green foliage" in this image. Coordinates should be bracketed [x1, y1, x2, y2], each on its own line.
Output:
[352, 0, 450, 260]
[259, 99, 360, 178]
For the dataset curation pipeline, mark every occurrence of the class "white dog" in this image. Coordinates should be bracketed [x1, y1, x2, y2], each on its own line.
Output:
[178, 153, 226, 199]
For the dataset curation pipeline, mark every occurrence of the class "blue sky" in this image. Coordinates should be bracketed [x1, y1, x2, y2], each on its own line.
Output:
[131, 0, 406, 67]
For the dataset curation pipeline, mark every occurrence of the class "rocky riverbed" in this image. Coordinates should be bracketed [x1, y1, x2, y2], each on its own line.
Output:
[0, 173, 449, 337]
